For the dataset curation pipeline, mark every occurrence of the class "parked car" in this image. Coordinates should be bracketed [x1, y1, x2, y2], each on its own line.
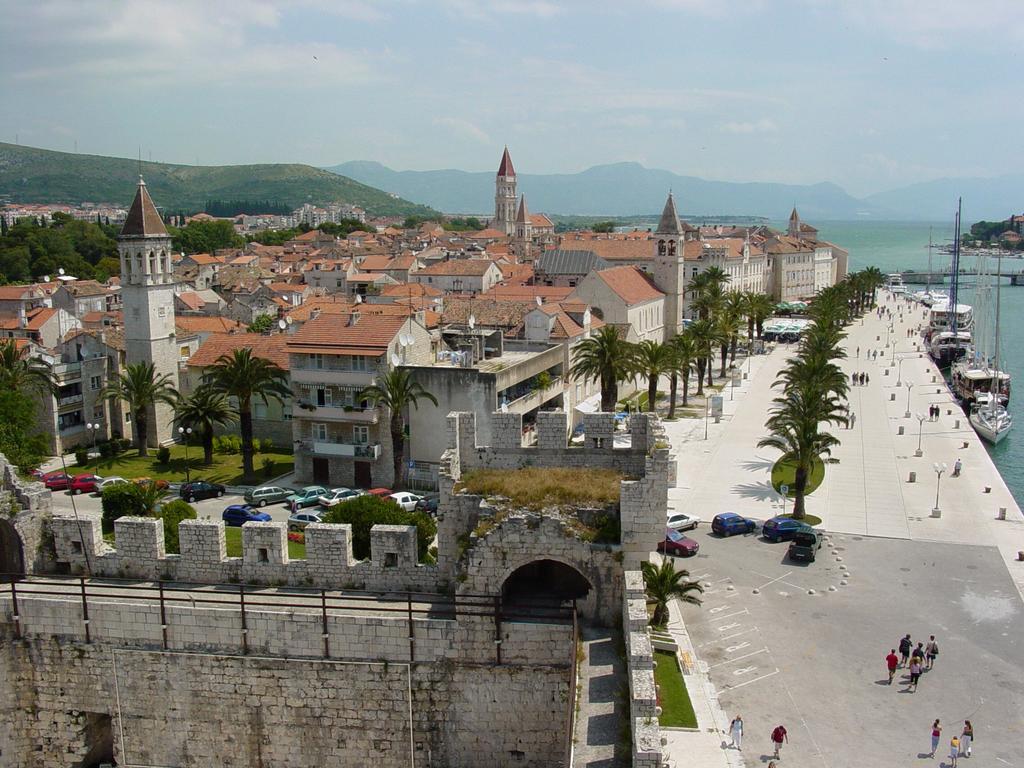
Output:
[222, 504, 272, 526]
[657, 528, 700, 557]
[415, 493, 440, 515]
[389, 491, 423, 512]
[288, 511, 323, 532]
[788, 528, 824, 562]
[31, 468, 46, 479]
[97, 476, 128, 492]
[666, 512, 700, 531]
[179, 481, 226, 503]
[366, 487, 394, 498]
[43, 472, 72, 491]
[762, 516, 810, 543]
[318, 488, 364, 508]
[711, 512, 757, 537]
[286, 486, 328, 509]
[134, 477, 170, 490]
[70, 474, 103, 495]
[244, 485, 293, 507]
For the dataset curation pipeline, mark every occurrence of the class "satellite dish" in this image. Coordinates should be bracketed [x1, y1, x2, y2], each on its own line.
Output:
[536, 296, 543, 307]
[43, 275, 50, 283]
[391, 353, 401, 366]
[583, 309, 592, 326]
[285, 315, 293, 325]
[468, 314, 476, 329]
[355, 294, 363, 304]
[277, 318, 287, 331]
[58, 268, 66, 276]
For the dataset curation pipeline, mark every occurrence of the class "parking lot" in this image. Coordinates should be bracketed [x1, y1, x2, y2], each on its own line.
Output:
[673, 525, 1024, 767]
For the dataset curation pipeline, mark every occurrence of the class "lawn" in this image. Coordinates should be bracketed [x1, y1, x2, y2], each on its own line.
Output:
[455, 467, 622, 510]
[654, 650, 697, 728]
[223, 526, 306, 559]
[770, 455, 825, 497]
[73, 444, 294, 487]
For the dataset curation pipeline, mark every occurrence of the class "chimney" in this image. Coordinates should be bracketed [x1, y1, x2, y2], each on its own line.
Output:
[311, 309, 321, 320]
[348, 312, 360, 327]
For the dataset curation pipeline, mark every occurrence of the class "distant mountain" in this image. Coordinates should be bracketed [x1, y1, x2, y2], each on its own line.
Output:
[0, 143, 436, 217]
[864, 174, 1024, 222]
[327, 160, 882, 220]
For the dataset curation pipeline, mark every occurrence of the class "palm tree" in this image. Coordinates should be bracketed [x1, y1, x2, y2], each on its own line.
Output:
[205, 348, 289, 478]
[174, 386, 236, 465]
[724, 292, 747, 365]
[100, 361, 179, 457]
[359, 368, 438, 489]
[746, 293, 775, 340]
[667, 332, 697, 416]
[641, 559, 704, 627]
[0, 338, 56, 396]
[716, 304, 742, 377]
[570, 325, 638, 413]
[633, 340, 673, 413]
[861, 266, 885, 309]
[135, 480, 168, 516]
[687, 319, 716, 397]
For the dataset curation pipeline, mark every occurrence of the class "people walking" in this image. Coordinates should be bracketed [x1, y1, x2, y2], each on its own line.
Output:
[925, 636, 939, 669]
[961, 720, 973, 757]
[849, 412, 856, 429]
[851, 372, 857, 386]
[953, 458, 962, 477]
[899, 634, 912, 666]
[950, 736, 961, 767]
[930, 720, 942, 756]
[859, 372, 866, 386]
[770, 725, 788, 759]
[886, 648, 899, 683]
[865, 373, 870, 385]
[729, 715, 743, 750]
[913, 642, 925, 664]
[856, 346, 860, 358]
[909, 657, 922, 691]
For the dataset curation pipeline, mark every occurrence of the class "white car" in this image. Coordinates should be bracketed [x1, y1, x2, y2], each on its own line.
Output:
[318, 488, 364, 508]
[666, 512, 701, 531]
[389, 491, 423, 512]
[288, 511, 323, 532]
[97, 476, 128, 492]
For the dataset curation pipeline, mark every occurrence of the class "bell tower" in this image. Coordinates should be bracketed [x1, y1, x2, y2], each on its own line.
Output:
[513, 195, 533, 261]
[494, 146, 517, 236]
[653, 192, 686, 339]
[119, 176, 178, 447]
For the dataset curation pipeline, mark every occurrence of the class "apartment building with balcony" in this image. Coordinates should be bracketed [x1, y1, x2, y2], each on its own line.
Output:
[286, 313, 432, 488]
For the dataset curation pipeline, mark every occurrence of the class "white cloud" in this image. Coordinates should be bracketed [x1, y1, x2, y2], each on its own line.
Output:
[823, 0, 1024, 48]
[722, 118, 778, 134]
[433, 117, 491, 144]
[440, 0, 565, 20]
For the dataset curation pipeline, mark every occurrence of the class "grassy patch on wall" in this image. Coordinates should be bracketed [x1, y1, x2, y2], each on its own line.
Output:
[456, 467, 622, 510]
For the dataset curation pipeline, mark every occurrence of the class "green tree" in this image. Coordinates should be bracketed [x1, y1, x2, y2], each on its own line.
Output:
[569, 325, 638, 413]
[667, 331, 697, 415]
[686, 319, 716, 397]
[641, 560, 703, 627]
[157, 499, 197, 554]
[205, 348, 290, 479]
[247, 313, 275, 333]
[745, 292, 775, 341]
[169, 219, 244, 254]
[100, 481, 169, 532]
[320, 495, 437, 561]
[359, 369, 438, 489]
[633, 340, 673, 413]
[0, 389, 48, 472]
[100, 362, 179, 457]
[592, 220, 617, 233]
[0, 338, 56, 396]
[174, 386, 236, 464]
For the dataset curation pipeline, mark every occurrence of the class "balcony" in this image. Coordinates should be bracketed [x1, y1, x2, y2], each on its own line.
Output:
[292, 367, 377, 387]
[53, 362, 82, 382]
[502, 377, 564, 415]
[57, 394, 85, 409]
[301, 439, 381, 459]
[293, 405, 379, 424]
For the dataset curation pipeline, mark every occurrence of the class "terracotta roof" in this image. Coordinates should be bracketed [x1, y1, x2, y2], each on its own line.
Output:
[529, 213, 553, 228]
[188, 332, 290, 371]
[269, 282, 305, 294]
[120, 177, 168, 237]
[442, 298, 533, 330]
[356, 255, 393, 272]
[0, 285, 44, 301]
[175, 316, 246, 335]
[176, 292, 204, 311]
[487, 284, 573, 301]
[594, 266, 664, 305]
[62, 280, 109, 297]
[186, 253, 223, 265]
[417, 259, 499, 277]
[499, 263, 534, 284]
[286, 313, 406, 355]
[497, 146, 516, 177]
[466, 228, 508, 240]
[378, 282, 442, 299]
[558, 238, 653, 262]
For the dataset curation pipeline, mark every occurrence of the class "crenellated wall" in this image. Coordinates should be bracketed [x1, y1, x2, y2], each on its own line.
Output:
[0, 451, 53, 576]
[623, 569, 664, 768]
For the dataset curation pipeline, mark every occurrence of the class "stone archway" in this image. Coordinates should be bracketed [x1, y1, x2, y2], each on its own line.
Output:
[501, 557, 599, 624]
[0, 518, 25, 579]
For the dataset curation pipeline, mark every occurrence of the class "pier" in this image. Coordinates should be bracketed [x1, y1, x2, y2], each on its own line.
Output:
[898, 267, 1024, 285]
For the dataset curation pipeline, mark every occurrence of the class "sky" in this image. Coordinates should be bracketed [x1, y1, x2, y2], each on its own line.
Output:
[1, 0, 1022, 197]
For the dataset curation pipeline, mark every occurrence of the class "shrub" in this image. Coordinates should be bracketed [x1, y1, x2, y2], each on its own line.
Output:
[74, 449, 89, 466]
[100, 484, 145, 532]
[259, 438, 274, 453]
[321, 495, 437, 562]
[156, 446, 171, 465]
[213, 435, 241, 454]
[287, 532, 305, 545]
[99, 441, 116, 459]
[261, 457, 275, 478]
[157, 499, 196, 554]
[116, 438, 132, 453]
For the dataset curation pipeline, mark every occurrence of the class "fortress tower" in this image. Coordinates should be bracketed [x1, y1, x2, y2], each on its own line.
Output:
[494, 146, 517, 236]
[118, 177, 178, 446]
[652, 192, 687, 339]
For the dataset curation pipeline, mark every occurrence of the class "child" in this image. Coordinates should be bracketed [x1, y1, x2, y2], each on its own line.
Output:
[950, 735, 960, 766]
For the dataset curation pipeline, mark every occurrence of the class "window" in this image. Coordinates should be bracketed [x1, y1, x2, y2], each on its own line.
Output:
[350, 356, 367, 372]
[383, 552, 398, 568]
[90, 375, 102, 391]
[353, 425, 369, 444]
[180, 346, 191, 358]
[309, 354, 324, 370]
[316, 388, 331, 407]
[125, 412, 131, 423]
[253, 402, 268, 419]
[312, 423, 327, 441]
[93, 405, 104, 421]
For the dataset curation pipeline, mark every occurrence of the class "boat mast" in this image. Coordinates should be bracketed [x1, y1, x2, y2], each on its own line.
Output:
[991, 251, 1002, 414]
[927, 227, 933, 294]
[949, 199, 961, 351]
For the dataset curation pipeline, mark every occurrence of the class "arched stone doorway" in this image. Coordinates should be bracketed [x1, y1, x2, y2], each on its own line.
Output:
[502, 558, 597, 622]
[0, 519, 25, 579]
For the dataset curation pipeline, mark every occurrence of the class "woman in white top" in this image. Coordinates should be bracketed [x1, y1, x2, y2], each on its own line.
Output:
[729, 715, 743, 750]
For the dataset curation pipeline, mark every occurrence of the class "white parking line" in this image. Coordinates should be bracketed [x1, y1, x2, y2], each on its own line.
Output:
[715, 628, 757, 643]
[723, 668, 779, 690]
[709, 648, 768, 668]
[710, 609, 749, 623]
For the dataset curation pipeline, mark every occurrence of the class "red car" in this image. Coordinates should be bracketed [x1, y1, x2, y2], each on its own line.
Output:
[70, 474, 103, 495]
[43, 472, 72, 491]
[657, 528, 700, 557]
[366, 487, 393, 498]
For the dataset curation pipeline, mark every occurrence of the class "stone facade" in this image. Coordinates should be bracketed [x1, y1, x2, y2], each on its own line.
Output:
[0, 452, 53, 576]
[624, 569, 664, 768]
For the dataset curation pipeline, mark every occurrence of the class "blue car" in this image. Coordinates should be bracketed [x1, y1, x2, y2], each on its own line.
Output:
[762, 516, 810, 542]
[222, 504, 273, 526]
[711, 512, 757, 537]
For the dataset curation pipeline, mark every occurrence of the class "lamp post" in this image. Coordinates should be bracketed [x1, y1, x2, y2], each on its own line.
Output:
[904, 382, 914, 418]
[704, 396, 710, 440]
[915, 413, 926, 457]
[178, 426, 193, 483]
[86, 422, 100, 467]
[932, 462, 947, 516]
[896, 357, 905, 386]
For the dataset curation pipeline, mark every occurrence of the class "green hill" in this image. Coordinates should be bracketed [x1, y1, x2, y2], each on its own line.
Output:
[0, 143, 436, 217]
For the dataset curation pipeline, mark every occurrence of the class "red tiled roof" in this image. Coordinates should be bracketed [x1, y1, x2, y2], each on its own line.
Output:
[487, 285, 573, 301]
[417, 259, 499, 277]
[186, 253, 222, 265]
[25, 308, 57, 331]
[466, 228, 508, 240]
[378, 283, 442, 298]
[497, 147, 515, 177]
[286, 313, 406, 355]
[356, 255, 392, 272]
[188, 332, 290, 371]
[0, 285, 44, 301]
[175, 316, 246, 335]
[594, 266, 664, 305]
[176, 292, 204, 311]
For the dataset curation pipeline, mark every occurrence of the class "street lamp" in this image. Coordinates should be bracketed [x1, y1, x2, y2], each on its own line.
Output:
[904, 382, 914, 418]
[86, 422, 100, 466]
[915, 413, 926, 457]
[932, 462, 947, 516]
[896, 357, 905, 386]
[178, 426, 193, 483]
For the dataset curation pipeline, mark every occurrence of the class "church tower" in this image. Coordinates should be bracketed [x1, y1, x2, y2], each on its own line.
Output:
[652, 192, 687, 339]
[513, 195, 533, 261]
[788, 206, 800, 237]
[119, 177, 178, 447]
[494, 146, 517, 236]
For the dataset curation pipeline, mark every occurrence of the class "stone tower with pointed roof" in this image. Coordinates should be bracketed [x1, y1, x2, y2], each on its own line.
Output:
[119, 177, 178, 447]
[494, 147, 517, 236]
[788, 206, 800, 237]
[512, 194, 533, 261]
[653, 192, 687, 338]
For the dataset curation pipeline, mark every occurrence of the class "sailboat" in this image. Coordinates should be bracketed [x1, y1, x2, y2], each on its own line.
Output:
[969, 252, 1013, 444]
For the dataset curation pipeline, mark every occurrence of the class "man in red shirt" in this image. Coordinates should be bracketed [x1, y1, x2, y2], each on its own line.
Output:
[771, 725, 788, 758]
[886, 648, 900, 684]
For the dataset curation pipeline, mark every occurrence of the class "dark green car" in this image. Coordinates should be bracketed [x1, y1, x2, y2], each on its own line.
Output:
[285, 486, 328, 509]
[244, 485, 294, 507]
[788, 528, 824, 562]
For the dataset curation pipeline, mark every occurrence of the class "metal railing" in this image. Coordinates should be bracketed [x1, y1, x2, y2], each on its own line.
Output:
[0, 573, 575, 663]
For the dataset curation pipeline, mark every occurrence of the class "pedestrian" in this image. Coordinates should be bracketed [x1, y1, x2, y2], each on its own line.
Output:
[729, 714, 743, 750]
[865, 373, 870, 385]
[886, 648, 899, 684]
[770, 724, 788, 759]
[909, 657, 922, 691]
[961, 720, 973, 757]
[953, 458, 962, 477]
[930, 720, 942, 756]
[925, 635, 939, 669]
[912, 642, 925, 663]
[849, 412, 856, 429]
[859, 372, 866, 386]
[950, 736, 961, 767]
[899, 634, 912, 666]
[929, 404, 935, 420]
[851, 372, 857, 386]
[856, 346, 860, 358]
